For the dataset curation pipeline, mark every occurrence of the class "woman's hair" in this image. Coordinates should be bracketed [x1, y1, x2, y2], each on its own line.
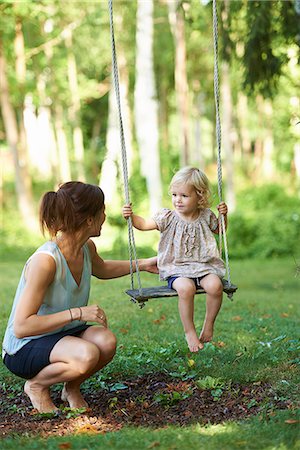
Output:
[39, 182, 105, 237]
[169, 167, 212, 209]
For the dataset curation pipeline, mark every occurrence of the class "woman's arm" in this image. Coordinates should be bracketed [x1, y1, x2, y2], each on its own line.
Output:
[13, 254, 70, 338]
[14, 253, 107, 338]
[122, 204, 157, 231]
[88, 240, 158, 279]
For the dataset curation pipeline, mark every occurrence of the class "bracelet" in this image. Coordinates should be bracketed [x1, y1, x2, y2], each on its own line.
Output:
[69, 308, 74, 322]
[78, 307, 82, 321]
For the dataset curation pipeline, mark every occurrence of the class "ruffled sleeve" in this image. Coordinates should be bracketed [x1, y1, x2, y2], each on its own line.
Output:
[152, 208, 173, 232]
[207, 209, 219, 232]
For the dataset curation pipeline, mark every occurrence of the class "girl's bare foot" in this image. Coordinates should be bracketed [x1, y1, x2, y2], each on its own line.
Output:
[61, 383, 89, 409]
[199, 322, 214, 343]
[24, 380, 58, 413]
[185, 330, 204, 352]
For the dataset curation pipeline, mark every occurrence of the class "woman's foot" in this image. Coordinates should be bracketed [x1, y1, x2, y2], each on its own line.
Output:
[199, 321, 214, 343]
[24, 380, 58, 413]
[185, 330, 204, 353]
[61, 383, 89, 409]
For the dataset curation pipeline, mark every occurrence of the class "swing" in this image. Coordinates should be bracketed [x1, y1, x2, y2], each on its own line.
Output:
[108, 0, 238, 307]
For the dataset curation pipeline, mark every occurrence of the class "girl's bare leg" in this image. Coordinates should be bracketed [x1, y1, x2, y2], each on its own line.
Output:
[24, 326, 116, 412]
[173, 278, 204, 353]
[199, 274, 223, 343]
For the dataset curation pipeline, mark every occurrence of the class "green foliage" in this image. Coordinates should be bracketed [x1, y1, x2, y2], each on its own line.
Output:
[228, 184, 300, 259]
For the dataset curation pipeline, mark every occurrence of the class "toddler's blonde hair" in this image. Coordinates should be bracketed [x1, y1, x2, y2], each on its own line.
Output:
[169, 166, 212, 209]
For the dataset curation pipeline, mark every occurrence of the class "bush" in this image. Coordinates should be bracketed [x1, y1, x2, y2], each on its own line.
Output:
[227, 184, 300, 259]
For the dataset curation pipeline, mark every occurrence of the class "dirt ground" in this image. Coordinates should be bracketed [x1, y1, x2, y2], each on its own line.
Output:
[0, 372, 290, 438]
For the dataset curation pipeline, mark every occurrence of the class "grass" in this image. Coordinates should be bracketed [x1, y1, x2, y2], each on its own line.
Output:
[0, 247, 299, 449]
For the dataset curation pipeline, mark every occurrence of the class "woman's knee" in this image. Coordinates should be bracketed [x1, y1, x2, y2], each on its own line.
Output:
[73, 342, 100, 375]
[83, 327, 117, 358]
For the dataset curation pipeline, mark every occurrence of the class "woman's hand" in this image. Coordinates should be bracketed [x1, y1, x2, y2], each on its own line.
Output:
[138, 256, 158, 274]
[122, 204, 133, 219]
[217, 202, 228, 215]
[77, 305, 107, 327]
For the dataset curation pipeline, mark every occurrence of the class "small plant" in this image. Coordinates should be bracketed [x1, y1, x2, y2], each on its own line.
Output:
[195, 376, 225, 390]
[153, 389, 193, 407]
[196, 376, 226, 401]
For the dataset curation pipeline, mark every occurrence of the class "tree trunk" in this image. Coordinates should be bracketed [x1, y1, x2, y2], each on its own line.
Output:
[221, 61, 236, 211]
[0, 39, 36, 230]
[64, 27, 85, 182]
[135, 0, 162, 213]
[53, 104, 71, 183]
[255, 95, 274, 180]
[168, 1, 189, 166]
[100, 40, 133, 211]
[191, 92, 205, 169]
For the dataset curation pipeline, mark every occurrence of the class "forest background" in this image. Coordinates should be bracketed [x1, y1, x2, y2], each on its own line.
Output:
[0, 0, 300, 263]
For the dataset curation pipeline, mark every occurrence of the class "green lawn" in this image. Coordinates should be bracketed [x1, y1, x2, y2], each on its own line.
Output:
[0, 255, 299, 449]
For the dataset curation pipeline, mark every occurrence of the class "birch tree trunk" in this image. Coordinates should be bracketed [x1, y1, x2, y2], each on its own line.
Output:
[168, 0, 189, 166]
[192, 91, 205, 169]
[100, 68, 133, 211]
[53, 104, 72, 183]
[135, 0, 162, 214]
[221, 61, 236, 211]
[65, 27, 85, 182]
[0, 38, 36, 230]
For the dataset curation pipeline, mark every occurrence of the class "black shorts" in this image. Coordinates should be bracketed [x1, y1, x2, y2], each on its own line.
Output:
[3, 324, 90, 380]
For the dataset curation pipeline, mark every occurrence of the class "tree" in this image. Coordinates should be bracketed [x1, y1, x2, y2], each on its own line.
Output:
[134, 0, 162, 213]
[0, 36, 36, 229]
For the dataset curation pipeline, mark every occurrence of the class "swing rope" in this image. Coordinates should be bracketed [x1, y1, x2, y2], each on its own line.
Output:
[212, 0, 232, 294]
[108, 0, 142, 298]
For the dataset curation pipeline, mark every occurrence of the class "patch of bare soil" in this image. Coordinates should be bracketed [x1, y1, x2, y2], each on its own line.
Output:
[0, 373, 290, 438]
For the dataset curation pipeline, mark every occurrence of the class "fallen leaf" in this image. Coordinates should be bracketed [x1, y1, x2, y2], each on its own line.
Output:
[232, 316, 243, 321]
[58, 444, 72, 449]
[119, 328, 129, 334]
[153, 319, 161, 324]
[262, 314, 271, 319]
[284, 419, 299, 424]
[148, 442, 160, 448]
[75, 424, 100, 434]
[215, 341, 226, 348]
[280, 313, 289, 318]
[187, 359, 195, 367]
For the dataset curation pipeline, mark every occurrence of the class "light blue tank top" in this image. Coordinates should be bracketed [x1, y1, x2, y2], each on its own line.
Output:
[2, 241, 92, 357]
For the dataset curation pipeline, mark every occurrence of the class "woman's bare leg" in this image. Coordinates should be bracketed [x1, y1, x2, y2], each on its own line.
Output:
[173, 278, 204, 353]
[61, 326, 117, 408]
[199, 274, 223, 343]
[24, 327, 116, 412]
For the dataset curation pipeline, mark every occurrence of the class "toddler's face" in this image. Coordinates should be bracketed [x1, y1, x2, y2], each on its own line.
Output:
[171, 183, 200, 216]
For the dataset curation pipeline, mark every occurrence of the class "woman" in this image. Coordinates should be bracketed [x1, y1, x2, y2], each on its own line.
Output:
[2, 181, 157, 413]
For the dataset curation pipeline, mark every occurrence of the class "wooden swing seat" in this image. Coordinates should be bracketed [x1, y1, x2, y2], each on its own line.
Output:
[126, 279, 237, 303]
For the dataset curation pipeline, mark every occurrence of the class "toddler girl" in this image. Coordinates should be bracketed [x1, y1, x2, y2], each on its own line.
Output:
[122, 167, 228, 353]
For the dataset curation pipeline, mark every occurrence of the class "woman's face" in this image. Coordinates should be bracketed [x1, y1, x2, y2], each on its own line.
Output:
[89, 205, 106, 237]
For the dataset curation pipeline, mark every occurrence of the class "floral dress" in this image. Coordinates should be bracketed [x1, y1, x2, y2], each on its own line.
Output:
[152, 208, 225, 281]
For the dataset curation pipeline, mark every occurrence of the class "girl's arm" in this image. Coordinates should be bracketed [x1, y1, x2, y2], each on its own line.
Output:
[122, 204, 157, 231]
[88, 239, 158, 279]
[14, 253, 107, 338]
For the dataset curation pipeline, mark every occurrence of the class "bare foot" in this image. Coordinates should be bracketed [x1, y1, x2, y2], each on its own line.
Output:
[61, 383, 89, 409]
[199, 322, 214, 343]
[185, 330, 204, 353]
[24, 380, 58, 413]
